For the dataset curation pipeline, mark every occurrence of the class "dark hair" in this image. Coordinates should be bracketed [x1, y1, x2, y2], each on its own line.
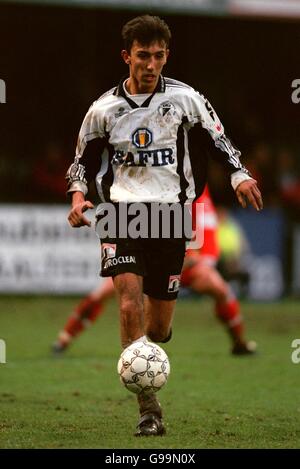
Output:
[122, 15, 171, 52]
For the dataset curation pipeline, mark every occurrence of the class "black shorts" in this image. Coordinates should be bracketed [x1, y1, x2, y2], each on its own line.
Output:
[98, 236, 186, 301]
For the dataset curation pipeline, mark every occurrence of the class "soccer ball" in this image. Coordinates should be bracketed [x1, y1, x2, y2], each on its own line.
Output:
[117, 340, 170, 394]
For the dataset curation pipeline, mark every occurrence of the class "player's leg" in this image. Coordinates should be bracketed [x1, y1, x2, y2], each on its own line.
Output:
[113, 272, 165, 436]
[98, 230, 162, 435]
[133, 296, 176, 437]
[144, 296, 175, 343]
[52, 278, 115, 353]
[142, 238, 185, 344]
[134, 238, 185, 436]
[113, 273, 144, 348]
[187, 261, 256, 354]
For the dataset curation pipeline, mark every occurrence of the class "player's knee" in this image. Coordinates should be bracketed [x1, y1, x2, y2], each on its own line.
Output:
[214, 288, 227, 303]
[119, 299, 141, 317]
[215, 283, 231, 302]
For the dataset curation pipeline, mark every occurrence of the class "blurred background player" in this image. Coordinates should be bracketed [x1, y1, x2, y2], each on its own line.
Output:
[181, 186, 256, 354]
[52, 185, 256, 356]
[216, 205, 251, 298]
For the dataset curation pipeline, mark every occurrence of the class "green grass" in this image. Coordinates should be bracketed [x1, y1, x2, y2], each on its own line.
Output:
[0, 295, 300, 448]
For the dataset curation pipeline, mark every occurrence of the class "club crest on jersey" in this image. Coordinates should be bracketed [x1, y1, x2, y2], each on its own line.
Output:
[115, 107, 128, 118]
[158, 101, 175, 117]
[132, 128, 152, 149]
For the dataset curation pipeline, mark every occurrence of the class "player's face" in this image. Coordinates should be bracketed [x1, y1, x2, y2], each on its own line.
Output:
[122, 40, 169, 93]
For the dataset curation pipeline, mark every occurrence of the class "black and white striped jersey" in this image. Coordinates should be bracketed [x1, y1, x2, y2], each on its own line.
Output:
[67, 76, 251, 207]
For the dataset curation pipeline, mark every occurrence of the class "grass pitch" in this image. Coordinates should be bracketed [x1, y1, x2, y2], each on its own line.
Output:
[0, 295, 300, 449]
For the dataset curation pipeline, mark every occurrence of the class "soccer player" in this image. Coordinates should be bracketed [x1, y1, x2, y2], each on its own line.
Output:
[53, 186, 256, 356]
[180, 186, 256, 355]
[66, 15, 263, 436]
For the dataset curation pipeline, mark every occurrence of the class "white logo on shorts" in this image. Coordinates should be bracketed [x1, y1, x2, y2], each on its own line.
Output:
[101, 243, 116, 263]
[168, 274, 181, 293]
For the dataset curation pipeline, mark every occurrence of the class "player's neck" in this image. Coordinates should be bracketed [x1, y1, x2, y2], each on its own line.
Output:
[125, 77, 157, 95]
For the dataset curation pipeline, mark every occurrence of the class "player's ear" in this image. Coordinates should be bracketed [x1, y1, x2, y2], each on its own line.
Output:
[163, 49, 169, 65]
[121, 50, 131, 65]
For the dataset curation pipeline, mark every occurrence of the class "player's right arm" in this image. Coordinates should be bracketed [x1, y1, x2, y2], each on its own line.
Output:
[66, 101, 106, 227]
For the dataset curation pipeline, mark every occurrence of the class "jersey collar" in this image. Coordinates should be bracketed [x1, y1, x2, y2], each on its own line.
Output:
[113, 75, 166, 109]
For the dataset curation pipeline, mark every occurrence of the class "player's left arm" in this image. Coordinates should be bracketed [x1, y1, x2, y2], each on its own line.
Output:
[188, 92, 263, 211]
[235, 178, 263, 211]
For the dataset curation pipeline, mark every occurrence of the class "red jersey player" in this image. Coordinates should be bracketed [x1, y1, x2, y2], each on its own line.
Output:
[53, 186, 256, 355]
[181, 185, 256, 354]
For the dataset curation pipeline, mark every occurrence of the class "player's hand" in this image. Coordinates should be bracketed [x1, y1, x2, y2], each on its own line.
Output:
[236, 179, 263, 211]
[68, 200, 94, 227]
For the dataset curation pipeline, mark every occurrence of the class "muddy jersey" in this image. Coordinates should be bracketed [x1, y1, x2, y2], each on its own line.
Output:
[67, 76, 251, 209]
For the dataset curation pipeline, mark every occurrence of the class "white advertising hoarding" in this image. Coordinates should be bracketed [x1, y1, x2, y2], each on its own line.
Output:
[0, 204, 101, 294]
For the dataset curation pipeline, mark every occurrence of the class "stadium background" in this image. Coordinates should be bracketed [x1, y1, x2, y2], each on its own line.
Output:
[1, 0, 300, 298]
[0, 0, 300, 450]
